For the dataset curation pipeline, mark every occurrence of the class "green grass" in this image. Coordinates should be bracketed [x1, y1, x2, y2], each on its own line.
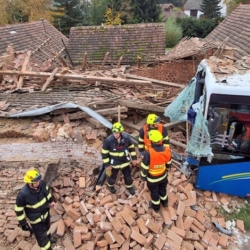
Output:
[217, 203, 250, 231]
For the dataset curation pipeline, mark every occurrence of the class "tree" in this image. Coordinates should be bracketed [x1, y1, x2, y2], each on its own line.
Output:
[200, 0, 222, 19]
[0, 0, 52, 25]
[28, 0, 53, 22]
[165, 17, 182, 47]
[51, 0, 88, 36]
[132, 0, 161, 23]
[176, 17, 223, 38]
[0, 0, 10, 25]
[106, 0, 134, 24]
[223, 0, 250, 15]
[104, 8, 123, 25]
[89, 0, 108, 25]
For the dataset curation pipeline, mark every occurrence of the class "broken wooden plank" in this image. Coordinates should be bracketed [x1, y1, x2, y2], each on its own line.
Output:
[101, 52, 110, 70]
[123, 73, 182, 88]
[121, 120, 185, 131]
[81, 52, 88, 71]
[54, 106, 128, 122]
[118, 100, 165, 113]
[87, 97, 120, 106]
[41, 67, 59, 92]
[0, 70, 152, 86]
[121, 120, 186, 148]
[164, 121, 185, 130]
[17, 51, 32, 89]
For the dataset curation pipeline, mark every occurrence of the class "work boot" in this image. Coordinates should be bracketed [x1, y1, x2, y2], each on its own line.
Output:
[149, 201, 159, 213]
[108, 186, 116, 194]
[50, 236, 57, 244]
[127, 187, 135, 195]
[161, 198, 168, 208]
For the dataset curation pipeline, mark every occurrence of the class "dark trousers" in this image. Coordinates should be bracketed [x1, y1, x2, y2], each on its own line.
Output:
[107, 166, 133, 188]
[147, 177, 168, 211]
[31, 215, 51, 250]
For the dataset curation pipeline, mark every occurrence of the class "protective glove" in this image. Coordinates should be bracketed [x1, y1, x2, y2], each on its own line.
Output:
[105, 166, 112, 177]
[22, 224, 33, 234]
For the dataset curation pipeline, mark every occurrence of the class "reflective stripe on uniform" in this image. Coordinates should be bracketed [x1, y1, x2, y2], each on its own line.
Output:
[163, 135, 169, 141]
[141, 172, 147, 177]
[125, 183, 133, 188]
[41, 240, 51, 250]
[138, 137, 144, 142]
[109, 152, 125, 157]
[130, 151, 137, 156]
[16, 213, 25, 221]
[160, 194, 168, 200]
[30, 211, 49, 224]
[26, 197, 47, 209]
[102, 149, 109, 154]
[146, 173, 167, 183]
[107, 182, 114, 187]
[151, 199, 160, 205]
[141, 162, 149, 170]
[112, 162, 130, 169]
[14, 205, 24, 212]
[103, 158, 110, 163]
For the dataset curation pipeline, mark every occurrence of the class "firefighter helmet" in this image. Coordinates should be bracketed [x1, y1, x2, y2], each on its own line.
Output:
[148, 130, 163, 143]
[147, 114, 161, 125]
[112, 122, 124, 133]
[24, 169, 42, 183]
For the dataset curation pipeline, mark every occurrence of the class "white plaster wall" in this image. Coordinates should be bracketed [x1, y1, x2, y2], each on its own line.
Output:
[184, 10, 203, 18]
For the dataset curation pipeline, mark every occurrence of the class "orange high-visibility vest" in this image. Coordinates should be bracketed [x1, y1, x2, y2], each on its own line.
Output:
[148, 147, 171, 177]
[143, 124, 163, 150]
[242, 126, 250, 141]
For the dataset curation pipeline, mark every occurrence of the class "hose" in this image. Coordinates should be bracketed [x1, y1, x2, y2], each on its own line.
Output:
[213, 222, 233, 236]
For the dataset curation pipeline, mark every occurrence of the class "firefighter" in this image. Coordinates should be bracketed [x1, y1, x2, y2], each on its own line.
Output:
[15, 169, 56, 250]
[141, 130, 172, 212]
[138, 114, 170, 156]
[102, 122, 137, 195]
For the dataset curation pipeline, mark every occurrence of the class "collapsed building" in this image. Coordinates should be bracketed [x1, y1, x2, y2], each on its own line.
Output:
[1, 4, 250, 250]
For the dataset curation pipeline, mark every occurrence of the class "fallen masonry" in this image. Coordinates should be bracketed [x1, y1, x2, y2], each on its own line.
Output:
[0, 160, 246, 250]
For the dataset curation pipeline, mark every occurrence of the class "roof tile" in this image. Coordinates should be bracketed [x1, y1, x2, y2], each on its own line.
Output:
[205, 4, 250, 58]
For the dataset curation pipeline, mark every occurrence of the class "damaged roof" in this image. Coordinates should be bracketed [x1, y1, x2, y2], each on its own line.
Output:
[205, 4, 250, 59]
[0, 19, 68, 62]
[67, 23, 166, 65]
[184, 0, 202, 11]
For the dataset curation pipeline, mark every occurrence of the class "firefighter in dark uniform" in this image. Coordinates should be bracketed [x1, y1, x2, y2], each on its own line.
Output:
[15, 169, 56, 250]
[138, 114, 170, 155]
[141, 130, 172, 212]
[102, 122, 137, 195]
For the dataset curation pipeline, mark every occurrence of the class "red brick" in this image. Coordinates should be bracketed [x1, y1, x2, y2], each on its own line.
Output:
[63, 237, 75, 250]
[154, 232, 166, 250]
[167, 230, 183, 245]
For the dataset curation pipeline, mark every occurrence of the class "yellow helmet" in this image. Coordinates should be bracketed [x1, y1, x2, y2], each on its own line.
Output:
[148, 130, 163, 143]
[147, 114, 161, 125]
[24, 169, 42, 183]
[112, 122, 124, 133]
